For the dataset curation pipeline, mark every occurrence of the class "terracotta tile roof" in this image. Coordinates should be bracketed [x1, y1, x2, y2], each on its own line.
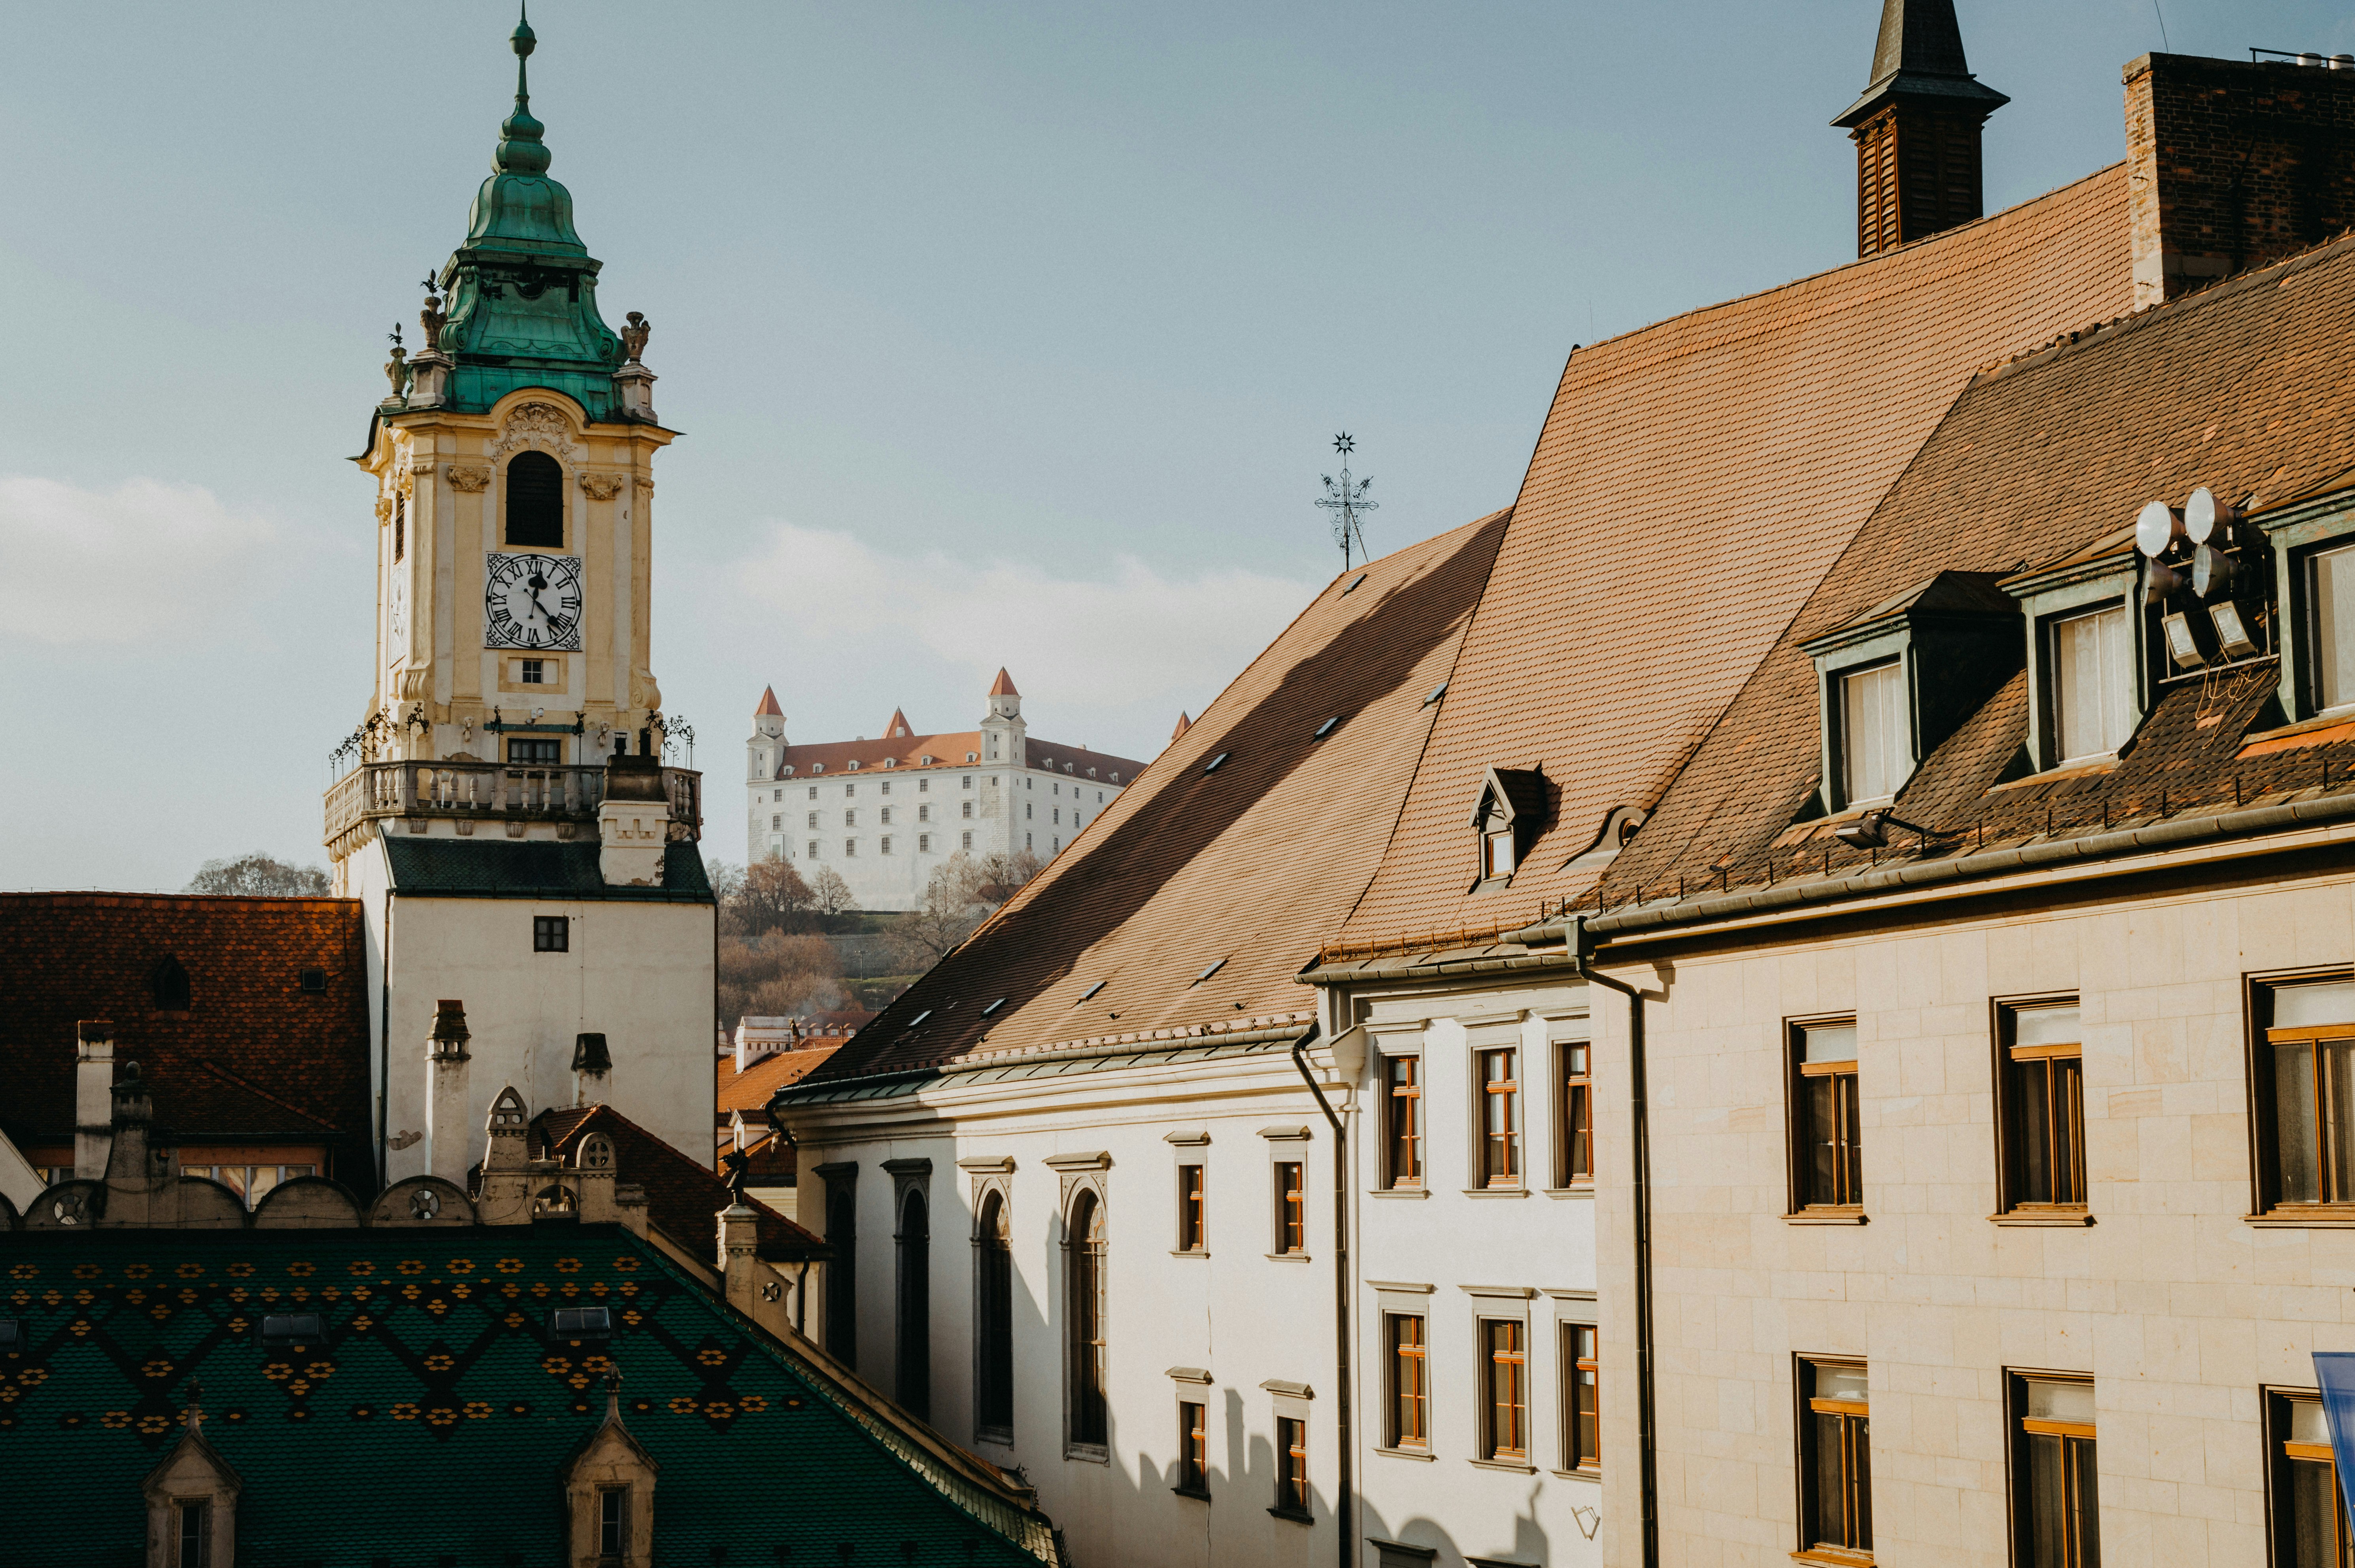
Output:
[718, 1046, 841, 1113]
[754, 684, 784, 716]
[1333, 163, 2136, 948]
[989, 667, 1020, 697]
[765, 731, 1148, 782]
[792, 510, 1513, 1084]
[533, 1101, 824, 1260]
[1594, 229, 2355, 908]
[0, 894, 373, 1183]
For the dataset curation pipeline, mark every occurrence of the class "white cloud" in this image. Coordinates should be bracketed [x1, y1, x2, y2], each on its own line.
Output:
[731, 522, 1317, 735]
[0, 475, 282, 646]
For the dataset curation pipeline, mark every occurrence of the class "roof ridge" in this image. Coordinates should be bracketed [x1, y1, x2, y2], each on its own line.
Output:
[192, 1057, 344, 1131]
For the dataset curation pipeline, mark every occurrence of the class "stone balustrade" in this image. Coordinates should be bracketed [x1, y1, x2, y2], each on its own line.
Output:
[324, 760, 701, 858]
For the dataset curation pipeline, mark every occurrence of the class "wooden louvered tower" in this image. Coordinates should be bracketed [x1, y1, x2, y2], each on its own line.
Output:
[1833, 0, 2010, 257]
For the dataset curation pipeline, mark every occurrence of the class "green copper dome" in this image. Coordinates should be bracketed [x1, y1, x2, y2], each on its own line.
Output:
[425, 4, 625, 420]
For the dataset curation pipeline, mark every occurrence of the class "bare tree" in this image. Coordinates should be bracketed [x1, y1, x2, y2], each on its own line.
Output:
[718, 931, 846, 1028]
[807, 865, 859, 918]
[967, 848, 1044, 903]
[729, 858, 819, 937]
[186, 853, 332, 896]
[706, 859, 746, 908]
[890, 855, 991, 967]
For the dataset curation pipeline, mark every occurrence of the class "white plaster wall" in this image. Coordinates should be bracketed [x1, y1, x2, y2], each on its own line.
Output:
[786, 1048, 1343, 1568]
[1605, 861, 2355, 1568]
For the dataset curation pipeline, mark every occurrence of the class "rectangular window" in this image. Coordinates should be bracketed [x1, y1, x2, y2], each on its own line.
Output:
[918, 803, 930, 822]
[962, 800, 974, 818]
[2259, 977, 2355, 1209]
[1564, 1322, 1600, 1472]
[1177, 1164, 1205, 1252]
[2000, 1002, 2086, 1211]
[1484, 818, 1516, 878]
[1480, 1047, 1522, 1188]
[1482, 1318, 1528, 1461]
[771, 814, 781, 830]
[881, 835, 893, 854]
[807, 811, 818, 828]
[918, 833, 931, 853]
[520, 656, 546, 685]
[844, 839, 857, 857]
[1385, 1054, 1423, 1189]
[961, 831, 973, 850]
[806, 840, 819, 858]
[1275, 1415, 1309, 1517]
[1791, 1020, 1862, 1211]
[2312, 541, 2355, 711]
[598, 1486, 627, 1559]
[508, 737, 561, 765]
[2052, 605, 2134, 761]
[880, 806, 893, 825]
[844, 809, 856, 827]
[534, 915, 569, 953]
[809, 786, 818, 799]
[2270, 1389, 2354, 1567]
[1798, 1359, 1872, 1562]
[1558, 1040, 1592, 1187]
[1386, 1314, 1428, 1450]
[1274, 1162, 1305, 1253]
[1177, 1400, 1210, 1496]
[177, 1499, 210, 1568]
[1840, 660, 1905, 805]
[2011, 1374, 2097, 1568]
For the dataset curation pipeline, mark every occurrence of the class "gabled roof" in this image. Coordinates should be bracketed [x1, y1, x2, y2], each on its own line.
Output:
[0, 894, 372, 1177]
[533, 1102, 823, 1261]
[789, 510, 1512, 1086]
[1330, 162, 2134, 953]
[718, 1046, 840, 1113]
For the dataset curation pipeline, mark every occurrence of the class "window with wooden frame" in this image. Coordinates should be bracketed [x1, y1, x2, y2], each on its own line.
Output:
[2254, 977, 2355, 1212]
[1479, 1047, 1523, 1188]
[1273, 1415, 1311, 1518]
[1481, 1317, 1528, 1463]
[1175, 1399, 1211, 1498]
[1384, 1054, 1423, 1189]
[1790, 1020, 1862, 1212]
[1385, 1313, 1429, 1451]
[973, 1190, 1014, 1441]
[1273, 1162, 1305, 1254]
[1065, 1190, 1109, 1450]
[2009, 1373, 2098, 1568]
[1557, 1039, 1593, 1188]
[1796, 1358, 1872, 1564]
[1562, 1321, 1599, 1472]
[1998, 1001, 2087, 1212]
[1176, 1163, 1206, 1253]
[2268, 1389, 2354, 1567]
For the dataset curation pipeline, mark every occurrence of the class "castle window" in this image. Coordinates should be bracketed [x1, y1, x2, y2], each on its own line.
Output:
[881, 836, 893, 854]
[918, 833, 931, 853]
[504, 450, 565, 548]
[918, 804, 930, 822]
[807, 812, 817, 829]
[844, 810, 856, 827]
[770, 815, 780, 830]
[534, 916, 569, 952]
[963, 801, 973, 819]
[882, 781, 892, 794]
[880, 807, 893, 825]
[844, 840, 857, 857]
[520, 657, 546, 685]
[961, 832, 973, 850]
[808, 786, 818, 799]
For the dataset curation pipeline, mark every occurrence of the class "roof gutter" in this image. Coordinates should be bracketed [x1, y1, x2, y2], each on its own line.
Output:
[1503, 787, 2355, 949]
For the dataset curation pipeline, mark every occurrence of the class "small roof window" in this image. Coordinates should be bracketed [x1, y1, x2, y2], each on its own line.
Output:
[261, 1313, 326, 1346]
[905, 1009, 932, 1029]
[298, 967, 327, 994]
[847, 759, 861, 770]
[1314, 716, 1339, 739]
[1343, 572, 1368, 595]
[1423, 681, 1448, 707]
[550, 1305, 612, 1345]
[1204, 752, 1229, 773]
[1194, 958, 1228, 984]
[980, 998, 1007, 1016]
[1079, 980, 1107, 1001]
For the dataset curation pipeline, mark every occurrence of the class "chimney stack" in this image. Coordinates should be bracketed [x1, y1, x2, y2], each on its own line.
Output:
[75, 1020, 115, 1180]
[425, 1000, 472, 1185]
[1833, 0, 2009, 257]
[573, 1032, 612, 1107]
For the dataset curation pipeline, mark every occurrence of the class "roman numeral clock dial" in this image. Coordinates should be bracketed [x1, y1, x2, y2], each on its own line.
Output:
[483, 551, 585, 651]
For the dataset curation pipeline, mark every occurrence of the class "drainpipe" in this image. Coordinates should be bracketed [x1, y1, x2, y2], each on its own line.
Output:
[1288, 1024, 1351, 1568]
[1577, 950, 1660, 1568]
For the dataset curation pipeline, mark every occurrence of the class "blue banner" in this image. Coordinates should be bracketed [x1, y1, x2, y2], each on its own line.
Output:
[2312, 1352, 2355, 1531]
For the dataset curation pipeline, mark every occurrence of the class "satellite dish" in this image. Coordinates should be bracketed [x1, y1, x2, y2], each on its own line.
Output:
[2185, 486, 2235, 544]
[2136, 500, 2184, 558]
[2192, 543, 2236, 601]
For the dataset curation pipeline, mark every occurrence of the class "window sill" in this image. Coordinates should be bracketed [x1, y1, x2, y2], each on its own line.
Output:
[1549, 1466, 1602, 1483]
[2245, 1209, 2355, 1228]
[1462, 1187, 1532, 1199]
[1542, 1186, 1596, 1200]
[1063, 1443, 1110, 1465]
[1169, 1249, 1211, 1258]
[1469, 1456, 1537, 1474]
[1171, 1485, 1212, 1502]
[1991, 1208, 2093, 1227]
[1374, 1445, 1436, 1462]
[1369, 1188, 1430, 1200]
[1265, 1252, 1312, 1263]
[974, 1426, 1013, 1449]
[1791, 1551, 1874, 1567]
[1268, 1506, 1316, 1526]
[1785, 1209, 1868, 1225]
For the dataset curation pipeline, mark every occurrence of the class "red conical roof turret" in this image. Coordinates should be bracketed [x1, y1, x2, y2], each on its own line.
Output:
[988, 668, 1019, 697]
[1171, 712, 1192, 741]
[754, 686, 784, 717]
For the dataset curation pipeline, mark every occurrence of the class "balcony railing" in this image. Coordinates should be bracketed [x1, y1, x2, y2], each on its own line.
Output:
[325, 761, 701, 855]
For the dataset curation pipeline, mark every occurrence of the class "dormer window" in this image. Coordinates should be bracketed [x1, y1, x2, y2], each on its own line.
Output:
[2051, 605, 2134, 761]
[1469, 767, 1548, 886]
[2002, 536, 2154, 772]
[2309, 542, 2355, 710]
[1839, 662, 1906, 805]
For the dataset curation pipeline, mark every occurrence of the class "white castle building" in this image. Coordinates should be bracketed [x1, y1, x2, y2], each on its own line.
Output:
[745, 670, 1150, 911]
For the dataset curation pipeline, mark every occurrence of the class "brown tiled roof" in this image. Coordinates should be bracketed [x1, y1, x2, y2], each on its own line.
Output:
[533, 1102, 824, 1261]
[754, 685, 784, 717]
[1332, 163, 2136, 948]
[1592, 229, 2355, 908]
[792, 510, 1513, 1084]
[989, 668, 1019, 697]
[718, 1046, 840, 1113]
[766, 731, 1147, 782]
[0, 894, 373, 1184]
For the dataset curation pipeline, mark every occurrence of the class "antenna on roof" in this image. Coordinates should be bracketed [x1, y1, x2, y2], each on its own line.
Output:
[1316, 432, 1378, 571]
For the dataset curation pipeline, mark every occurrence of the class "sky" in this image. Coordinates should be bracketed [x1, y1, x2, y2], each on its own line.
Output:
[5, 0, 2348, 892]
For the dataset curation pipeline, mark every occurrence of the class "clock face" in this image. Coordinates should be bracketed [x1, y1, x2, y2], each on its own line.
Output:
[484, 552, 585, 651]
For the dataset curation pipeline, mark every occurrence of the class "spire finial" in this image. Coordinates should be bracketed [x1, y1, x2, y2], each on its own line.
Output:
[494, 2, 551, 177]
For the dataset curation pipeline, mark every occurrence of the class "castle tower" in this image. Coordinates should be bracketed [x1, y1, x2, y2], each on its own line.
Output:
[979, 668, 1026, 768]
[1833, 0, 2009, 257]
[325, 10, 716, 1186]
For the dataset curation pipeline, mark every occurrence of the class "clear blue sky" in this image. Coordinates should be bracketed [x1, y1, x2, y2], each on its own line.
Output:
[3, 0, 2341, 890]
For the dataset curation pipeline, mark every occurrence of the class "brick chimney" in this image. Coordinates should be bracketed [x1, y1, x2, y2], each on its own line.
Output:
[2126, 51, 2355, 308]
[1834, 0, 2009, 257]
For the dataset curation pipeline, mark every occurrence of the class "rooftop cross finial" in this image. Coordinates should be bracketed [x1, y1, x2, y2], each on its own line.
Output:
[493, 1, 551, 177]
[1316, 432, 1378, 571]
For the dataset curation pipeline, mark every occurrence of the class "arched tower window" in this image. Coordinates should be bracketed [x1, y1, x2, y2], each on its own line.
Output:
[895, 1190, 931, 1421]
[505, 451, 565, 548]
[825, 1186, 858, 1364]
[1066, 1189, 1108, 1448]
[974, 1190, 1014, 1440]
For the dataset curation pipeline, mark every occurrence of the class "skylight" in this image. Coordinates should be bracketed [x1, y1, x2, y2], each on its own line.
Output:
[1314, 716, 1339, 738]
[1194, 958, 1228, 984]
[980, 998, 1006, 1016]
[1079, 980, 1107, 1001]
[1343, 572, 1368, 595]
[904, 1009, 931, 1029]
[1423, 680, 1448, 706]
[1204, 752, 1229, 773]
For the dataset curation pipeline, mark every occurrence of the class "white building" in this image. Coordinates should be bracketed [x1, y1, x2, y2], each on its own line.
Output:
[744, 669, 1149, 911]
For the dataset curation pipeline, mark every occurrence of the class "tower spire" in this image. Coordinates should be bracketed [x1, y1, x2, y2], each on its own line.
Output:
[496, 2, 550, 177]
[1832, 0, 2008, 257]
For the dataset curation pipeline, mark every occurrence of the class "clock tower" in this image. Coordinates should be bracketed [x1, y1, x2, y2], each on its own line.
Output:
[326, 10, 716, 1188]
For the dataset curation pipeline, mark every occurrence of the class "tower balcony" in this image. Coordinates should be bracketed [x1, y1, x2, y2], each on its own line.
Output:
[324, 759, 702, 862]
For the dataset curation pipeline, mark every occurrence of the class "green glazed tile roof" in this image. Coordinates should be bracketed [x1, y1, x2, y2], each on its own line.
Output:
[383, 839, 715, 903]
[1, 1224, 1054, 1566]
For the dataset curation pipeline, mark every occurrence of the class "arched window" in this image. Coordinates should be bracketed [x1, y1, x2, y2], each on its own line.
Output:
[974, 1190, 1014, 1440]
[505, 450, 565, 548]
[825, 1186, 857, 1363]
[895, 1190, 931, 1420]
[1066, 1189, 1108, 1448]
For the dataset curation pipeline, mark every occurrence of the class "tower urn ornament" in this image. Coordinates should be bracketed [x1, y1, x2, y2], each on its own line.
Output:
[620, 312, 651, 364]
[382, 325, 409, 395]
[417, 277, 449, 354]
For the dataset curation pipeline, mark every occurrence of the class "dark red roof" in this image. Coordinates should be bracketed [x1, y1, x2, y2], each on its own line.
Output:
[0, 894, 373, 1183]
[534, 1102, 823, 1261]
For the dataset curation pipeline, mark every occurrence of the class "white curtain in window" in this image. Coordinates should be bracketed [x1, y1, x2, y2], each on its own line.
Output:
[2055, 605, 2133, 760]
[2317, 544, 2355, 709]
[1841, 663, 1905, 803]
